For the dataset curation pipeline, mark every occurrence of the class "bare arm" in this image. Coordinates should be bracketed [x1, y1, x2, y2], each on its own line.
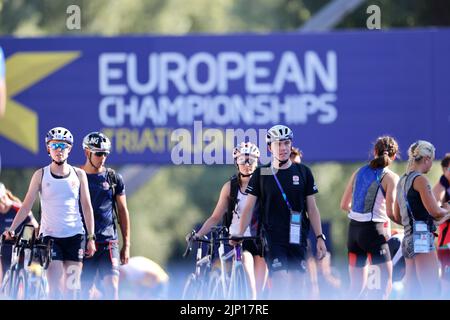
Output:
[307, 195, 327, 259]
[383, 172, 401, 224]
[432, 182, 446, 207]
[116, 194, 130, 264]
[75, 168, 96, 257]
[307, 195, 324, 237]
[414, 176, 447, 219]
[75, 168, 95, 235]
[340, 171, 356, 212]
[238, 194, 257, 236]
[196, 182, 230, 237]
[9, 170, 41, 232]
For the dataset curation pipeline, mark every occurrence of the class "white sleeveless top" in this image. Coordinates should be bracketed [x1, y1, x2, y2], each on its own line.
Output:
[229, 189, 251, 237]
[39, 165, 85, 237]
[348, 188, 388, 223]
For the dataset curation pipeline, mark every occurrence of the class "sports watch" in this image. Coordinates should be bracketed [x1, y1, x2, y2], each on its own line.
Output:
[87, 234, 96, 241]
[316, 234, 326, 241]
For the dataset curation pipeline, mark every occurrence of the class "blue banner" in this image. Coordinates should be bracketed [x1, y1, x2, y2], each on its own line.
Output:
[0, 29, 449, 167]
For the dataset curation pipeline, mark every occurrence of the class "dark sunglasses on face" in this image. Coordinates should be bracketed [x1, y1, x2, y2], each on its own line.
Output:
[49, 142, 69, 150]
[236, 157, 257, 165]
[93, 151, 109, 157]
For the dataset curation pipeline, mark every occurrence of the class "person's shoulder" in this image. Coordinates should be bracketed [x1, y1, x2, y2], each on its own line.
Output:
[384, 168, 400, 181]
[412, 173, 428, 187]
[295, 162, 313, 174]
[73, 166, 86, 176]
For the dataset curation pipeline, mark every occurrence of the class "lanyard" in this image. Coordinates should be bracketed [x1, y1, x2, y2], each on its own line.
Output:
[270, 166, 294, 212]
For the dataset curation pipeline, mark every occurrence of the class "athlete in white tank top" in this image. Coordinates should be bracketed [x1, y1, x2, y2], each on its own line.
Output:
[3, 127, 96, 299]
[229, 190, 252, 237]
[40, 165, 85, 238]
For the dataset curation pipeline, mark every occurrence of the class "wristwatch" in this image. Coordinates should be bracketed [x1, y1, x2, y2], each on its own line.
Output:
[87, 234, 96, 241]
[316, 234, 326, 241]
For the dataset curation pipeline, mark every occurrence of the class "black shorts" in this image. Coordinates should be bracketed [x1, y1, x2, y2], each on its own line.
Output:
[43, 234, 86, 262]
[81, 241, 120, 285]
[264, 238, 307, 274]
[0, 244, 13, 273]
[242, 239, 264, 257]
[347, 220, 391, 267]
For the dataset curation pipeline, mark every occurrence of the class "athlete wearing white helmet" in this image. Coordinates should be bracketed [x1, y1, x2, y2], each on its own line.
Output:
[266, 125, 293, 167]
[234, 124, 327, 299]
[45, 127, 74, 166]
[3, 127, 96, 299]
[233, 142, 260, 177]
[188, 141, 268, 299]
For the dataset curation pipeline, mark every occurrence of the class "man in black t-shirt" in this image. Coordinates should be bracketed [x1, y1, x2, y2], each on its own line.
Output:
[234, 125, 327, 299]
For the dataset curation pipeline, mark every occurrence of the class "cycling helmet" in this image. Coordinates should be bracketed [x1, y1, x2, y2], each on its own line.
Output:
[82, 132, 111, 152]
[266, 125, 293, 144]
[45, 127, 73, 145]
[233, 142, 260, 159]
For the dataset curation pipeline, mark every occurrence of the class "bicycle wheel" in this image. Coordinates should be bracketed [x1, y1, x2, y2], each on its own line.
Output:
[28, 276, 47, 300]
[228, 264, 251, 300]
[207, 269, 226, 300]
[1, 270, 13, 299]
[182, 273, 204, 300]
[14, 269, 27, 300]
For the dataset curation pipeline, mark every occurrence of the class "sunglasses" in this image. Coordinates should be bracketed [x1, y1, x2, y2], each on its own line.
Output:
[92, 151, 109, 157]
[49, 142, 69, 150]
[236, 157, 257, 165]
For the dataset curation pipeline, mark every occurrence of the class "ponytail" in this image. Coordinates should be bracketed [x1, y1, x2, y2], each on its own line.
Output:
[369, 154, 392, 169]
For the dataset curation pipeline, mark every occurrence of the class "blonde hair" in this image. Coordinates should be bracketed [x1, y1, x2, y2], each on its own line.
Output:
[406, 140, 435, 172]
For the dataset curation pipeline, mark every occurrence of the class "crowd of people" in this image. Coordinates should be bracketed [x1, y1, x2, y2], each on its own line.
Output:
[1, 123, 450, 300]
[188, 126, 450, 300]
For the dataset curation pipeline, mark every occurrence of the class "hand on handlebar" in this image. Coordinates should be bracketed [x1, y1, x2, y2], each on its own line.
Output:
[2, 230, 15, 241]
[229, 233, 243, 247]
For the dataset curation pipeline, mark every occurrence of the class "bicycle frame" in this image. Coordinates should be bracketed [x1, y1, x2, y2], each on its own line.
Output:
[0, 225, 53, 300]
[216, 234, 256, 299]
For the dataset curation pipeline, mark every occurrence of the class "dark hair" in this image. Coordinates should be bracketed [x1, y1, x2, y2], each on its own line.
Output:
[441, 153, 450, 168]
[369, 136, 399, 169]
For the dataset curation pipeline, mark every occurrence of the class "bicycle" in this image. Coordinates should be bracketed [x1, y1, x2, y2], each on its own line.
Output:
[182, 226, 257, 300]
[211, 230, 257, 300]
[182, 230, 213, 300]
[0, 224, 53, 300]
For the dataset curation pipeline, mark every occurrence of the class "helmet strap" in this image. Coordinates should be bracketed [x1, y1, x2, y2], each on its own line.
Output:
[239, 172, 252, 178]
[275, 156, 289, 167]
[235, 163, 252, 178]
[88, 153, 102, 170]
[52, 158, 66, 166]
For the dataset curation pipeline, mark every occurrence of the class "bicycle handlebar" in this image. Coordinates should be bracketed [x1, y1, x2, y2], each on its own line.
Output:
[216, 236, 258, 242]
[183, 230, 209, 258]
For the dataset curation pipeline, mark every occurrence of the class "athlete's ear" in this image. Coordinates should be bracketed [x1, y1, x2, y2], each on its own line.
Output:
[267, 144, 272, 154]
